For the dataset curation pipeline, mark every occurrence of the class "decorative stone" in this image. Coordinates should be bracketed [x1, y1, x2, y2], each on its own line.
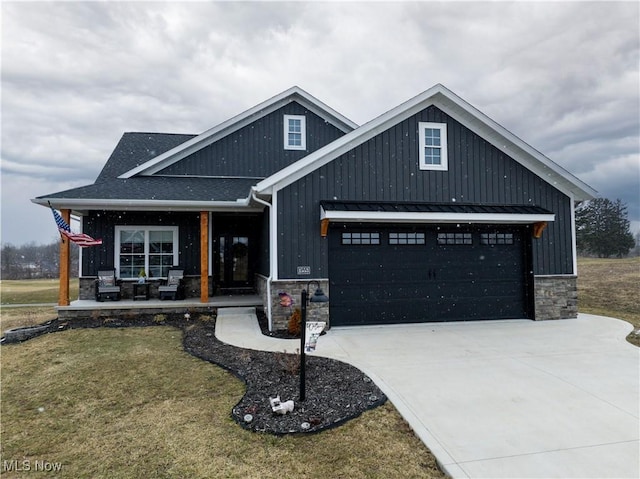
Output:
[2, 325, 50, 343]
[308, 417, 322, 426]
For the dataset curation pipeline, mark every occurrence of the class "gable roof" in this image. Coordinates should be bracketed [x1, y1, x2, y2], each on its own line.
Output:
[95, 132, 196, 181]
[255, 84, 597, 201]
[118, 86, 358, 179]
[32, 132, 258, 211]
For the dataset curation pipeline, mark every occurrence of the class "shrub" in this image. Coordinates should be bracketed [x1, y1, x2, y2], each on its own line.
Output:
[287, 308, 302, 336]
[276, 349, 300, 375]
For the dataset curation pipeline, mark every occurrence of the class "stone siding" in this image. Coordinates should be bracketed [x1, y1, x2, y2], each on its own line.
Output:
[58, 305, 217, 320]
[534, 275, 578, 320]
[257, 276, 330, 331]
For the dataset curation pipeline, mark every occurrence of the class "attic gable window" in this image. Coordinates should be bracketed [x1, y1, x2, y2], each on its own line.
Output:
[418, 122, 448, 171]
[284, 114, 306, 150]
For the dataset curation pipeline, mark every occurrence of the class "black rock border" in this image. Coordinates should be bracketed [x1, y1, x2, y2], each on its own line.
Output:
[2, 313, 386, 435]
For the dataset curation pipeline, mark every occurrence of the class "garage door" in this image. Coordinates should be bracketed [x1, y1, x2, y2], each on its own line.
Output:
[328, 224, 532, 326]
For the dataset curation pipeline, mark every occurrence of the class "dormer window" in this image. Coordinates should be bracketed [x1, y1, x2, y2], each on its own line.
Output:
[418, 122, 447, 171]
[284, 115, 306, 150]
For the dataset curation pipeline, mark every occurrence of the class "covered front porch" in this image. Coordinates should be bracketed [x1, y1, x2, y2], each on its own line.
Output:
[56, 295, 263, 320]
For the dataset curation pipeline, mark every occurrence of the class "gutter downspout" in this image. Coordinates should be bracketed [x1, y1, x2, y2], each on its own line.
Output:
[251, 190, 274, 331]
[570, 193, 578, 276]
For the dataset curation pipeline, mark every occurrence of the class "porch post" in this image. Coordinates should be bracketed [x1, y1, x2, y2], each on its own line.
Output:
[200, 211, 209, 303]
[58, 209, 71, 306]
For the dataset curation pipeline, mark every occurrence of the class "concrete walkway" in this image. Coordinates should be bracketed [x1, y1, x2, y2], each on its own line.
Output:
[215, 309, 640, 479]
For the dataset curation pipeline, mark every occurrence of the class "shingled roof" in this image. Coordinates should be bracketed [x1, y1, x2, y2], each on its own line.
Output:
[96, 132, 196, 181]
[34, 132, 261, 210]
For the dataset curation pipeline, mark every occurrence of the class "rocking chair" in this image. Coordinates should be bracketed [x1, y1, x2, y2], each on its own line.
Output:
[158, 268, 185, 300]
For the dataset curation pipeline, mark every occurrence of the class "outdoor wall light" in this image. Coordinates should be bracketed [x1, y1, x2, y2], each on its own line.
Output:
[299, 280, 329, 401]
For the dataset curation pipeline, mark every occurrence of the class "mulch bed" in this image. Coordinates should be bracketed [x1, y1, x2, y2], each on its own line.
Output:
[2, 312, 386, 435]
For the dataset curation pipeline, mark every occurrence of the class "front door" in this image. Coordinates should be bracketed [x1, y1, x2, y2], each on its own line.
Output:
[216, 235, 251, 289]
[213, 216, 258, 293]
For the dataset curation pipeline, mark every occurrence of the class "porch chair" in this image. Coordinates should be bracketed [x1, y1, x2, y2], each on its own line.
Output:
[95, 269, 122, 302]
[158, 268, 185, 300]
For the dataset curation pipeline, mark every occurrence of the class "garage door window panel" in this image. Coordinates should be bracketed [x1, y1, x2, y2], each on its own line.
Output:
[342, 232, 380, 245]
[481, 233, 514, 245]
[437, 233, 473, 245]
[389, 232, 426, 245]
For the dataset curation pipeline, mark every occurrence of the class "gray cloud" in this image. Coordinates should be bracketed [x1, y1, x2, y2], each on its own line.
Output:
[1, 1, 638, 245]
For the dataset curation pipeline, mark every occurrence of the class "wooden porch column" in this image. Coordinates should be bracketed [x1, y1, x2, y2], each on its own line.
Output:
[58, 209, 71, 306]
[200, 211, 209, 303]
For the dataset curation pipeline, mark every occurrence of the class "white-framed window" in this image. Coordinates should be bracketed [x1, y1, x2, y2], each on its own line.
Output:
[418, 122, 448, 171]
[284, 114, 306, 150]
[115, 226, 179, 279]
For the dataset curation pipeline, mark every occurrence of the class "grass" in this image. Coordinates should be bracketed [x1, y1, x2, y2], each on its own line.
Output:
[0, 279, 78, 332]
[577, 256, 640, 346]
[0, 278, 79, 305]
[1, 327, 444, 479]
[0, 306, 57, 332]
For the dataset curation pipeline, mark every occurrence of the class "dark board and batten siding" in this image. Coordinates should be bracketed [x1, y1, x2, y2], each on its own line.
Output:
[277, 105, 573, 279]
[157, 102, 346, 178]
[82, 211, 201, 276]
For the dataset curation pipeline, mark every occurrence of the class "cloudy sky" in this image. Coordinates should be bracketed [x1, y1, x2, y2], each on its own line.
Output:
[2, 1, 639, 246]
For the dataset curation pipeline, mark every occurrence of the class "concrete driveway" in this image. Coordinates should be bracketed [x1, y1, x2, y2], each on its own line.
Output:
[216, 311, 640, 479]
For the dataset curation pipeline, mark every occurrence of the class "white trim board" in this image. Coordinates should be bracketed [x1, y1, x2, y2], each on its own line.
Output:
[320, 209, 555, 225]
[256, 84, 597, 202]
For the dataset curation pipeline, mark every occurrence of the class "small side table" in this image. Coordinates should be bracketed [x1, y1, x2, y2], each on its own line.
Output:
[133, 283, 150, 301]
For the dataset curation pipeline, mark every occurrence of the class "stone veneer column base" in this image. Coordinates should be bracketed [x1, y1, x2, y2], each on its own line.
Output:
[534, 275, 578, 320]
[256, 275, 330, 332]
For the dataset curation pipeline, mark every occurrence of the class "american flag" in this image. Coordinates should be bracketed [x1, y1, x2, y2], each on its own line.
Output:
[50, 206, 103, 247]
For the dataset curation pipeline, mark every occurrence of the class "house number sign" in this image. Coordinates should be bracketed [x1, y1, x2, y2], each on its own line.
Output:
[297, 266, 311, 275]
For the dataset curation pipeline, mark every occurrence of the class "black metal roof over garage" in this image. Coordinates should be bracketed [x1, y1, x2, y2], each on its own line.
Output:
[321, 200, 553, 215]
[320, 200, 555, 224]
